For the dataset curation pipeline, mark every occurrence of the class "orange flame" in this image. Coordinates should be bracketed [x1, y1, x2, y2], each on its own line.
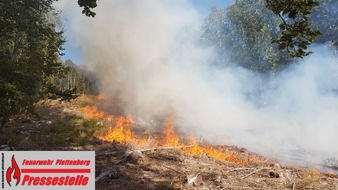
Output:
[81, 104, 147, 145]
[99, 115, 134, 143]
[163, 116, 266, 165]
[182, 138, 238, 163]
[164, 115, 179, 146]
[97, 94, 106, 101]
[81, 105, 105, 120]
[81, 103, 266, 165]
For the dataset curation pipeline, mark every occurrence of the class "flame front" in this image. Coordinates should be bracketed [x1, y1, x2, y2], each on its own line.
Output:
[163, 116, 245, 164]
[182, 138, 238, 163]
[82, 102, 266, 165]
[81, 103, 147, 145]
[99, 115, 134, 143]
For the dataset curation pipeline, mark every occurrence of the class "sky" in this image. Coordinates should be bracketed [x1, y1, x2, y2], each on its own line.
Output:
[59, 0, 235, 64]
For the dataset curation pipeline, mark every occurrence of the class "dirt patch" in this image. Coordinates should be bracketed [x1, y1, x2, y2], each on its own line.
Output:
[94, 141, 338, 190]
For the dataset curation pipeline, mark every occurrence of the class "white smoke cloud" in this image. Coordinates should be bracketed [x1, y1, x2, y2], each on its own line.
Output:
[55, 0, 338, 167]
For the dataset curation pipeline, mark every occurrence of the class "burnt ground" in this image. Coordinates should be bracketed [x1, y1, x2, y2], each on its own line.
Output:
[1, 97, 338, 190]
[94, 142, 338, 190]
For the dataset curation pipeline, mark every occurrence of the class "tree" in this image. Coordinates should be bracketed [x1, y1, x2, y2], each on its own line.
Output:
[202, 0, 291, 72]
[266, 0, 321, 58]
[0, 0, 74, 127]
[51, 59, 99, 95]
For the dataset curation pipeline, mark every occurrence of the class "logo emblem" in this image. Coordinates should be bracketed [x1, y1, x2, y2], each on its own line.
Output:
[6, 155, 21, 186]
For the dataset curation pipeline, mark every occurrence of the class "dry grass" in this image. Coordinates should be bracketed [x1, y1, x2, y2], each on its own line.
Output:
[294, 171, 321, 189]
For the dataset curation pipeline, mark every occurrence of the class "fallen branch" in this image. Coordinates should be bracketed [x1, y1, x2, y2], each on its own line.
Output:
[101, 145, 194, 156]
[136, 145, 195, 152]
[113, 157, 126, 165]
[230, 167, 253, 172]
[241, 167, 271, 179]
[95, 171, 111, 182]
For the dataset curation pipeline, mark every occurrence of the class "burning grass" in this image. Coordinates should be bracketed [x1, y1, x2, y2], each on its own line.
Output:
[81, 105, 105, 120]
[81, 102, 268, 166]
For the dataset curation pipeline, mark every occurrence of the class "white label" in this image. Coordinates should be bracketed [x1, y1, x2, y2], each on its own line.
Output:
[1, 151, 95, 190]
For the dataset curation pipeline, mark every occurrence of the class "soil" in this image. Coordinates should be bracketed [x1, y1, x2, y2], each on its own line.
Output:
[1, 96, 338, 190]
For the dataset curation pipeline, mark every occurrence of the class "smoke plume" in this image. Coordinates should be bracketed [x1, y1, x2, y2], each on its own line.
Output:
[56, 0, 338, 167]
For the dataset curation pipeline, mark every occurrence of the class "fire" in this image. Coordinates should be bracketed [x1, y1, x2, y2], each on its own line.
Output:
[96, 94, 106, 101]
[99, 115, 134, 143]
[81, 103, 147, 146]
[164, 115, 179, 146]
[182, 138, 235, 160]
[81, 105, 105, 120]
[162, 117, 252, 164]
[81, 102, 266, 165]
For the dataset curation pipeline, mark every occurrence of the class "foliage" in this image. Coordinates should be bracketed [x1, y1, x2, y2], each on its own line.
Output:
[266, 0, 321, 58]
[0, 0, 74, 127]
[78, 0, 97, 17]
[202, 0, 291, 72]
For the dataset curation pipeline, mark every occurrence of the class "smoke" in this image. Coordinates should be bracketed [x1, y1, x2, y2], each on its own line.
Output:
[55, 1, 338, 166]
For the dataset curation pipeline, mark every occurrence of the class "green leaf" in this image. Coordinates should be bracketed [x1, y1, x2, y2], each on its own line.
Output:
[279, 43, 287, 50]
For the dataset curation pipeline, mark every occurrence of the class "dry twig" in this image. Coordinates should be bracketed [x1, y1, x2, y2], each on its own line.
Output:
[101, 145, 194, 155]
[230, 167, 252, 172]
[95, 171, 111, 182]
[241, 167, 271, 179]
[136, 145, 194, 152]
